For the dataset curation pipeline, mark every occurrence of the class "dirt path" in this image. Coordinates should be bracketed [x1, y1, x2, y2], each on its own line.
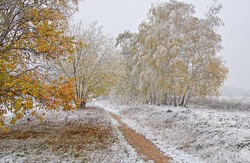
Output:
[109, 112, 170, 163]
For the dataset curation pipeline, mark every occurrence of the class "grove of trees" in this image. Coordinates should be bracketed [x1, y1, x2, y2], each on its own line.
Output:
[115, 0, 228, 106]
[0, 0, 228, 127]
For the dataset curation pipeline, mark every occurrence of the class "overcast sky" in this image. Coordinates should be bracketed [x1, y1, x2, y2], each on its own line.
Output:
[74, 0, 250, 89]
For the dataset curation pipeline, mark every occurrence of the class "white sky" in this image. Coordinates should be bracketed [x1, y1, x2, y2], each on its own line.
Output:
[74, 0, 250, 89]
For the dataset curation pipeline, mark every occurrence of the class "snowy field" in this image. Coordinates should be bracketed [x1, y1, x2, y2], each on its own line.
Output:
[95, 99, 250, 163]
[0, 106, 144, 163]
[1, 99, 250, 163]
[193, 96, 250, 111]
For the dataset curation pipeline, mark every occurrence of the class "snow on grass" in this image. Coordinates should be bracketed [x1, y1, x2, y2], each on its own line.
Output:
[88, 114, 145, 163]
[192, 96, 250, 111]
[94, 99, 250, 163]
[0, 106, 144, 163]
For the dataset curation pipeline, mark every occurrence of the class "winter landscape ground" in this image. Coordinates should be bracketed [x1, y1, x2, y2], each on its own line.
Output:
[95, 98, 250, 163]
[0, 107, 144, 163]
[1, 97, 250, 163]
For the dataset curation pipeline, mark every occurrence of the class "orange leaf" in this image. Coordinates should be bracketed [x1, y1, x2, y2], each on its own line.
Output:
[39, 116, 44, 122]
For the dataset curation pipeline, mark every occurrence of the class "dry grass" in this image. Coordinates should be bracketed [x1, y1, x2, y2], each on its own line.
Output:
[0, 107, 113, 159]
[46, 121, 112, 153]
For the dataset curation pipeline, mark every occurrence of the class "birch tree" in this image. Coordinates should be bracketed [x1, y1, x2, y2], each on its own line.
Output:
[54, 22, 120, 109]
[115, 31, 142, 102]
[116, 0, 228, 106]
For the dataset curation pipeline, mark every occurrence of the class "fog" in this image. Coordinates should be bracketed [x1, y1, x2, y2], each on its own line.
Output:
[74, 0, 250, 89]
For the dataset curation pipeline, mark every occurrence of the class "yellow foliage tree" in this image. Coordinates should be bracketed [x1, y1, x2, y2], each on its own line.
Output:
[0, 0, 79, 126]
[53, 22, 120, 109]
[116, 0, 228, 107]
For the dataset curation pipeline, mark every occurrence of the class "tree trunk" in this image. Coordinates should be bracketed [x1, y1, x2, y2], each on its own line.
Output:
[163, 93, 168, 105]
[183, 89, 191, 107]
[179, 95, 185, 106]
[179, 86, 190, 107]
[173, 96, 177, 107]
[153, 93, 156, 105]
[149, 92, 153, 105]
[80, 101, 86, 109]
[168, 95, 174, 105]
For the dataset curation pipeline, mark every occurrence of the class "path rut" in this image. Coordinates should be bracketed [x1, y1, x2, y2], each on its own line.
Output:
[109, 112, 170, 163]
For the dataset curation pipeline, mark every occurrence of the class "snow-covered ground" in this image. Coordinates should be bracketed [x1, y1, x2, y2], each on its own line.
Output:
[0, 106, 145, 163]
[94, 100, 250, 163]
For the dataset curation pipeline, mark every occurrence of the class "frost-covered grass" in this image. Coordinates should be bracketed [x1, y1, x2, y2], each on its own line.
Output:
[0, 106, 143, 163]
[95, 100, 250, 163]
[191, 97, 250, 111]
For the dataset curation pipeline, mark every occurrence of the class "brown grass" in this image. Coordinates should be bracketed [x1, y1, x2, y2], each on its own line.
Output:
[0, 108, 113, 156]
[46, 121, 112, 153]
